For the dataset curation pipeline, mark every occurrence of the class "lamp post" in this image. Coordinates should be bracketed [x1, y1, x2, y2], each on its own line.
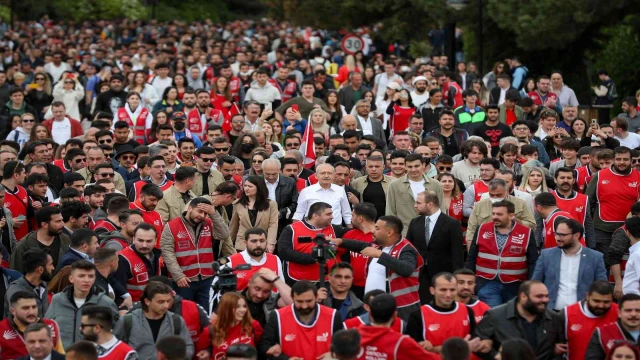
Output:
[446, 0, 483, 74]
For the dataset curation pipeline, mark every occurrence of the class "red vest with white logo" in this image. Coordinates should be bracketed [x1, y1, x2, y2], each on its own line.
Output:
[117, 107, 150, 145]
[552, 190, 588, 225]
[527, 90, 558, 106]
[132, 180, 174, 202]
[597, 321, 628, 357]
[181, 299, 202, 344]
[342, 228, 373, 287]
[212, 321, 261, 359]
[287, 222, 336, 282]
[368, 239, 424, 308]
[268, 78, 297, 103]
[119, 245, 161, 301]
[543, 210, 586, 249]
[597, 168, 640, 222]
[473, 181, 489, 202]
[443, 82, 463, 108]
[167, 217, 215, 279]
[343, 315, 404, 333]
[468, 299, 491, 324]
[475, 222, 530, 283]
[565, 302, 619, 360]
[130, 201, 163, 247]
[276, 304, 336, 360]
[448, 196, 464, 223]
[53, 159, 70, 173]
[186, 107, 224, 140]
[228, 252, 280, 291]
[575, 165, 594, 193]
[4, 185, 29, 240]
[92, 219, 119, 233]
[0, 318, 60, 360]
[98, 340, 136, 360]
[420, 303, 470, 346]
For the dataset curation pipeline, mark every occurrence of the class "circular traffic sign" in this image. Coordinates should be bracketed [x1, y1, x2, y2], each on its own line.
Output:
[341, 34, 364, 55]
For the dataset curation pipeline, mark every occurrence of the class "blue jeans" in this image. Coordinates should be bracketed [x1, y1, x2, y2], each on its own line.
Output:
[173, 276, 213, 311]
[477, 280, 520, 307]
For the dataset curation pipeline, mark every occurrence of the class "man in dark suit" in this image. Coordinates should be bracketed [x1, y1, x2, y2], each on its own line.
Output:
[17, 322, 66, 360]
[56, 228, 99, 272]
[406, 191, 464, 304]
[353, 100, 386, 145]
[262, 159, 298, 236]
[489, 73, 516, 106]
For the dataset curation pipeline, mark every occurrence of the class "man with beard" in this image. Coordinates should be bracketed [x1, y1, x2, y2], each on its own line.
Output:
[0, 292, 64, 358]
[575, 146, 603, 193]
[410, 76, 429, 110]
[115, 224, 163, 302]
[83, 184, 107, 229]
[78, 147, 127, 194]
[318, 263, 365, 320]
[181, 90, 197, 115]
[56, 228, 99, 272]
[465, 200, 538, 307]
[115, 145, 138, 182]
[586, 146, 640, 260]
[1, 161, 31, 241]
[170, 112, 202, 148]
[129, 183, 163, 244]
[177, 138, 196, 167]
[80, 305, 137, 360]
[259, 280, 343, 359]
[454, 269, 491, 323]
[4, 250, 54, 318]
[552, 167, 594, 236]
[462, 158, 499, 217]
[472, 105, 512, 157]
[92, 196, 129, 236]
[534, 192, 590, 249]
[61, 148, 87, 174]
[407, 273, 482, 356]
[557, 105, 579, 132]
[161, 197, 224, 310]
[586, 293, 640, 360]
[94, 74, 127, 116]
[10, 207, 69, 274]
[225, 227, 283, 292]
[560, 281, 618, 360]
[128, 155, 173, 202]
[113, 122, 139, 154]
[532, 217, 607, 310]
[101, 210, 143, 251]
[476, 281, 562, 359]
[192, 146, 225, 197]
[186, 90, 224, 141]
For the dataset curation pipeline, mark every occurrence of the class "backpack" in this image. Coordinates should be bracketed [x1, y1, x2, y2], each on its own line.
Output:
[121, 312, 182, 344]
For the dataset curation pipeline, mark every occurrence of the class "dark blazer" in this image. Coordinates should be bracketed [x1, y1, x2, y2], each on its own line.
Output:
[532, 246, 607, 310]
[18, 350, 65, 360]
[489, 86, 516, 106]
[406, 212, 464, 304]
[273, 175, 298, 223]
[356, 115, 386, 145]
[299, 168, 314, 181]
[56, 247, 86, 272]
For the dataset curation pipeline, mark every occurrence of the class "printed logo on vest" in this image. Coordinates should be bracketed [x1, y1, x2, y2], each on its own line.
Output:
[134, 263, 144, 273]
[177, 231, 190, 239]
[463, 319, 469, 326]
[629, 182, 638, 187]
[284, 334, 296, 341]
[428, 323, 440, 332]
[602, 180, 610, 185]
[512, 233, 525, 245]
[607, 339, 616, 349]
[475, 315, 484, 323]
[136, 272, 149, 283]
[201, 226, 212, 237]
[482, 232, 494, 239]
[317, 332, 329, 342]
[3, 330, 17, 340]
[154, 220, 161, 225]
[178, 240, 191, 250]
[571, 324, 582, 332]
[575, 206, 584, 212]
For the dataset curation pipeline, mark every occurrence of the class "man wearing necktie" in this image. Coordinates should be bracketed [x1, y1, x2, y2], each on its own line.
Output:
[406, 191, 465, 304]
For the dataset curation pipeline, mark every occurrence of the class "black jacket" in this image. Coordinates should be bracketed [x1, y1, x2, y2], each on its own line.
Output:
[585, 319, 638, 360]
[18, 350, 65, 360]
[489, 86, 516, 106]
[476, 297, 563, 360]
[273, 175, 299, 234]
[56, 247, 87, 272]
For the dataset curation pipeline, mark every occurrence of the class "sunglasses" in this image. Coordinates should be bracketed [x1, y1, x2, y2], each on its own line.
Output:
[200, 158, 215, 162]
[554, 135, 565, 139]
[438, 166, 452, 171]
[98, 139, 113, 144]
[120, 155, 135, 161]
[286, 143, 300, 147]
[633, 159, 640, 164]
[252, 159, 263, 164]
[214, 147, 229, 152]
[104, 153, 114, 158]
[22, 118, 35, 123]
[74, 158, 86, 163]
[98, 173, 115, 178]
[35, 77, 45, 81]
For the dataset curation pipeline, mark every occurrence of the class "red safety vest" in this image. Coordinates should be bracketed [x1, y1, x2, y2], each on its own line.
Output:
[473, 181, 489, 202]
[420, 303, 471, 346]
[448, 196, 464, 223]
[543, 209, 586, 249]
[268, 78, 297, 103]
[467, 299, 491, 324]
[181, 299, 202, 344]
[342, 228, 373, 287]
[295, 178, 308, 192]
[118, 245, 161, 301]
[575, 165, 594, 193]
[131, 179, 174, 202]
[187, 107, 225, 140]
[343, 315, 404, 334]
[166, 217, 215, 279]
[443, 82, 463, 108]
[597, 321, 628, 357]
[287, 222, 336, 282]
[100, 237, 129, 250]
[130, 201, 163, 247]
[116, 107, 150, 145]
[53, 159, 70, 173]
[552, 190, 588, 225]
[356, 325, 438, 360]
[475, 222, 530, 283]
[527, 90, 558, 106]
[3, 185, 29, 240]
[228, 252, 280, 291]
[92, 219, 119, 233]
[366, 239, 424, 309]
[596, 168, 640, 222]
[565, 302, 619, 360]
[276, 304, 336, 360]
[0, 318, 60, 360]
[98, 340, 136, 360]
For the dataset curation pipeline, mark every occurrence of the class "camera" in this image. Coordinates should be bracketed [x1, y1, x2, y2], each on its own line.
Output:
[211, 259, 251, 295]
[298, 234, 335, 288]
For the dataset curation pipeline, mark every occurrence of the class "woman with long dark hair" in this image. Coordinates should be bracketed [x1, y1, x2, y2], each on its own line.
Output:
[172, 73, 189, 100]
[152, 86, 184, 116]
[25, 71, 53, 120]
[231, 134, 260, 170]
[126, 70, 160, 111]
[229, 175, 279, 252]
[482, 61, 505, 92]
[146, 110, 169, 144]
[386, 88, 416, 137]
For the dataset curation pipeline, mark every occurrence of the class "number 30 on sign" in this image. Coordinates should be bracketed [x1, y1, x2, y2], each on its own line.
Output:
[341, 34, 364, 55]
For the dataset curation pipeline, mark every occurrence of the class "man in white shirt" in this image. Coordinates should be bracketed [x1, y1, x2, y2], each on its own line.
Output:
[149, 63, 173, 96]
[623, 217, 640, 295]
[373, 62, 402, 101]
[293, 163, 352, 226]
[410, 76, 429, 109]
[48, 101, 77, 145]
[44, 51, 72, 82]
[225, 227, 284, 282]
[612, 117, 640, 149]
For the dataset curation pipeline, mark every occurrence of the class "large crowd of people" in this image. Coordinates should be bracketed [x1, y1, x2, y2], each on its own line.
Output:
[0, 15, 637, 360]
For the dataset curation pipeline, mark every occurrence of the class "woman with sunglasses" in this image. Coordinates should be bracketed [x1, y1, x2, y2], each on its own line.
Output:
[25, 71, 53, 120]
[6, 113, 37, 150]
[49, 71, 84, 121]
[543, 126, 570, 162]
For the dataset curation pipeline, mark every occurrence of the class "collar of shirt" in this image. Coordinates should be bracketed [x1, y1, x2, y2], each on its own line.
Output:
[630, 241, 640, 254]
[312, 183, 337, 192]
[358, 115, 369, 123]
[265, 175, 279, 187]
[239, 250, 268, 266]
[69, 246, 91, 261]
[427, 210, 441, 224]
[98, 336, 120, 351]
[31, 355, 51, 360]
[561, 245, 582, 258]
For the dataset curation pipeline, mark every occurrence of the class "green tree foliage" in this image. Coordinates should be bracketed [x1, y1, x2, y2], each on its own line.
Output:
[52, 0, 147, 21]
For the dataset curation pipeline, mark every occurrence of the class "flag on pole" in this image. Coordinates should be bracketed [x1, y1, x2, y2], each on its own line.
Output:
[300, 119, 316, 169]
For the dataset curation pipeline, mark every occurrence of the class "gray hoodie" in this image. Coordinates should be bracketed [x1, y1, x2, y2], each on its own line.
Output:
[244, 80, 281, 105]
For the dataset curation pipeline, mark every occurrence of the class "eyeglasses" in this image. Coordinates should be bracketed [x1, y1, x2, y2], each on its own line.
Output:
[554, 135, 566, 139]
[22, 118, 35, 123]
[430, 82, 437, 85]
[104, 153, 113, 158]
[120, 155, 135, 161]
[554, 232, 573, 237]
[514, 127, 529, 131]
[252, 159, 263, 164]
[152, 165, 166, 169]
[74, 158, 86, 163]
[98, 139, 113, 144]
[79, 323, 98, 329]
[438, 166, 452, 171]
[200, 158, 215, 162]
[97, 173, 115, 178]
[64, 81, 73, 84]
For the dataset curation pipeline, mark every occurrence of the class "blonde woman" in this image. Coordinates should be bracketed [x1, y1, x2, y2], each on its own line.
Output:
[26, 71, 53, 120]
[309, 107, 330, 141]
[518, 166, 548, 196]
[268, 118, 284, 144]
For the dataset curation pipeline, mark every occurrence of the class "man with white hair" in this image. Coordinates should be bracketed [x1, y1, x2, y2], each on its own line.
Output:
[293, 163, 352, 227]
[262, 158, 298, 235]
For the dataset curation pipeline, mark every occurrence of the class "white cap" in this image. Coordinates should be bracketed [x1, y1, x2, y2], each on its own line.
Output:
[412, 76, 428, 86]
[386, 82, 401, 90]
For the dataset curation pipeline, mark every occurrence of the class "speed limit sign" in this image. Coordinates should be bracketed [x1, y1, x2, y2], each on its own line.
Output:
[341, 34, 364, 55]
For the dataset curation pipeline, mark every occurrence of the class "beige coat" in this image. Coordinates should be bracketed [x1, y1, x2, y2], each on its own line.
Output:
[465, 194, 537, 244]
[78, 167, 126, 194]
[385, 174, 445, 236]
[229, 199, 279, 250]
[156, 185, 197, 222]
[350, 175, 394, 202]
[192, 169, 226, 196]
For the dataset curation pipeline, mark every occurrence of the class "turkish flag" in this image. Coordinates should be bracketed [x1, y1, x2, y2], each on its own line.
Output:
[300, 119, 316, 169]
[223, 103, 240, 132]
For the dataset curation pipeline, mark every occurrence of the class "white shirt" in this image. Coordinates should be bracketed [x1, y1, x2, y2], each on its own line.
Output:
[410, 91, 429, 108]
[293, 183, 352, 225]
[364, 246, 392, 294]
[498, 87, 507, 105]
[374, 73, 402, 100]
[623, 241, 640, 295]
[358, 115, 373, 136]
[150, 76, 173, 97]
[616, 132, 640, 149]
[408, 179, 425, 200]
[425, 210, 441, 242]
[226, 250, 284, 278]
[555, 246, 582, 309]
[31, 355, 51, 360]
[265, 176, 279, 202]
[51, 117, 71, 145]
